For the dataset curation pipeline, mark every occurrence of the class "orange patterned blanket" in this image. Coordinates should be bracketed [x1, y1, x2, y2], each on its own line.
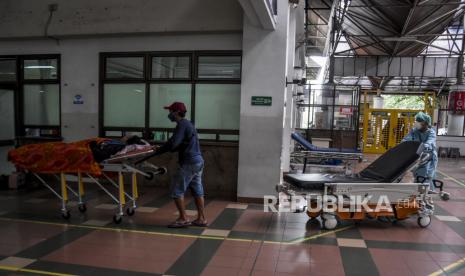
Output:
[8, 138, 109, 175]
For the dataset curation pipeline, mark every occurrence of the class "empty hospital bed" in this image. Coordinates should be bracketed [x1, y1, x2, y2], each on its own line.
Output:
[290, 132, 362, 174]
[8, 138, 166, 224]
[278, 141, 442, 229]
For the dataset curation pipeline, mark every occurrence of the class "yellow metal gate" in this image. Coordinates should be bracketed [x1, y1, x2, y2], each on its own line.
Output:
[363, 109, 419, 154]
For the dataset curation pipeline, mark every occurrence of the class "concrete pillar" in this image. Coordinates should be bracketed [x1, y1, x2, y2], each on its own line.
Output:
[281, 5, 297, 173]
[237, 0, 291, 199]
[447, 114, 464, 136]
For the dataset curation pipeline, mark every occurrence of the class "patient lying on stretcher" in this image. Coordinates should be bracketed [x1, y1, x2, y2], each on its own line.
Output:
[8, 135, 153, 175]
[89, 135, 152, 162]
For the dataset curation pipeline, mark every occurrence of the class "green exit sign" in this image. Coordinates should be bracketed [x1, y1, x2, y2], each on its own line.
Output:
[251, 96, 272, 106]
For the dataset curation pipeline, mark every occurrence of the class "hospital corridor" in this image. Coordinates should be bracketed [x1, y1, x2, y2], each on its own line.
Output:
[1, 0, 465, 275]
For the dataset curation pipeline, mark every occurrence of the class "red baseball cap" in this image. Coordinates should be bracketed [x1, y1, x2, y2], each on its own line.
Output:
[164, 102, 187, 113]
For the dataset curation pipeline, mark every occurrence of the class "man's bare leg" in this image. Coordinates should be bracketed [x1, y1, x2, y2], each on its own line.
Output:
[174, 197, 188, 222]
[193, 196, 207, 225]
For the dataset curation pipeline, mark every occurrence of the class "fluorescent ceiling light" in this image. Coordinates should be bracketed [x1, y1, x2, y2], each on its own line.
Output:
[24, 66, 55, 69]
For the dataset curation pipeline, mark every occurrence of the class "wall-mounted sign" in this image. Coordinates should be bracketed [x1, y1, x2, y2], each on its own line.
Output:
[73, 94, 83, 104]
[251, 96, 272, 106]
[449, 91, 465, 112]
[339, 107, 353, 115]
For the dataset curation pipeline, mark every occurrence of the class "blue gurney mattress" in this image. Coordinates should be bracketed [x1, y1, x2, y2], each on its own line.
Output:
[284, 141, 421, 190]
[291, 132, 361, 153]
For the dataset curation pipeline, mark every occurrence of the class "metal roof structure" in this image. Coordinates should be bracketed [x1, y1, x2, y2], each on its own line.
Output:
[305, 0, 465, 93]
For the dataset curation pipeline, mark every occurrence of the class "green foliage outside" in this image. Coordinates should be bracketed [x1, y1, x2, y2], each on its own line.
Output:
[383, 95, 425, 110]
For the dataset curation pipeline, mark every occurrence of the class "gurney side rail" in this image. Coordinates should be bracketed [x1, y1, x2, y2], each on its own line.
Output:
[291, 151, 362, 160]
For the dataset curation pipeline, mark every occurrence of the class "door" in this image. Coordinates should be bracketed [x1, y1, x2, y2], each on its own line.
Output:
[0, 87, 16, 175]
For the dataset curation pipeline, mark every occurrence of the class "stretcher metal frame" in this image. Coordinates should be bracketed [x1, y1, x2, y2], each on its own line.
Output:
[290, 133, 363, 175]
[291, 151, 363, 174]
[278, 146, 438, 230]
[31, 149, 166, 224]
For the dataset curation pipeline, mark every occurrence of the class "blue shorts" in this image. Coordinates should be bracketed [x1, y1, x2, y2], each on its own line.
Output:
[171, 161, 204, 199]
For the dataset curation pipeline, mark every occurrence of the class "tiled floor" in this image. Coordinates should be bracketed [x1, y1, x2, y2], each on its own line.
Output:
[0, 158, 464, 275]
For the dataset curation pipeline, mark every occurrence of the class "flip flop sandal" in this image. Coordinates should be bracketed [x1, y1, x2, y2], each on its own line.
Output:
[168, 220, 191, 228]
[192, 220, 208, 227]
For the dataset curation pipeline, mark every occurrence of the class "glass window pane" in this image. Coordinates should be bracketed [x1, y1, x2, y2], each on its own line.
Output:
[23, 84, 60, 126]
[198, 134, 216, 140]
[220, 134, 239, 141]
[24, 128, 59, 137]
[24, 59, 58, 80]
[333, 107, 357, 130]
[0, 59, 16, 81]
[149, 84, 191, 128]
[104, 84, 145, 127]
[125, 131, 143, 137]
[106, 57, 144, 79]
[297, 106, 310, 129]
[335, 90, 354, 105]
[309, 106, 333, 129]
[152, 56, 190, 79]
[0, 89, 15, 140]
[308, 88, 335, 105]
[153, 131, 172, 142]
[197, 56, 241, 79]
[105, 131, 123, 137]
[195, 84, 240, 130]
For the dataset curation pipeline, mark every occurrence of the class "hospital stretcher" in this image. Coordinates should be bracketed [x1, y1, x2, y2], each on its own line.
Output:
[290, 133, 363, 174]
[31, 149, 166, 224]
[278, 141, 444, 230]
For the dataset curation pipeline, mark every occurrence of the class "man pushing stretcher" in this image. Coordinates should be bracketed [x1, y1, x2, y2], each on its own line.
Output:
[154, 102, 208, 228]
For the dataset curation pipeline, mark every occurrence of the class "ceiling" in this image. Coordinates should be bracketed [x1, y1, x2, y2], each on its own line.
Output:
[305, 0, 465, 93]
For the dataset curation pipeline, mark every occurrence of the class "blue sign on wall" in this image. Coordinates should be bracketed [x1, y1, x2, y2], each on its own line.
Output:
[73, 94, 83, 104]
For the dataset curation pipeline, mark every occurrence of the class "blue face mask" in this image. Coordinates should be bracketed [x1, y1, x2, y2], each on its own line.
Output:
[168, 112, 177, 122]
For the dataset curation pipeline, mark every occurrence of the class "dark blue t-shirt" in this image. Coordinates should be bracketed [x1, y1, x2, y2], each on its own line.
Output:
[157, 119, 203, 165]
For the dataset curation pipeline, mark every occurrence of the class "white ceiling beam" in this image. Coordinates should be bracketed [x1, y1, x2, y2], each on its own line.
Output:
[237, 0, 276, 30]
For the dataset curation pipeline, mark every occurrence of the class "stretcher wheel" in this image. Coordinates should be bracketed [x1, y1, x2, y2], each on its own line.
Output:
[113, 215, 122, 224]
[145, 172, 154, 180]
[417, 216, 431, 228]
[62, 211, 71, 220]
[441, 193, 450, 201]
[157, 167, 167, 175]
[306, 210, 319, 219]
[78, 204, 87, 213]
[126, 208, 135, 216]
[322, 218, 338, 230]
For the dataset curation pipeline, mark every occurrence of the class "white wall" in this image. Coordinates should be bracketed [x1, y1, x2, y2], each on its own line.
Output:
[0, 33, 242, 141]
[0, 0, 242, 38]
[237, 0, 291, 199]
[437, 136, 465, 156]
[0, 0, 305, 200]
